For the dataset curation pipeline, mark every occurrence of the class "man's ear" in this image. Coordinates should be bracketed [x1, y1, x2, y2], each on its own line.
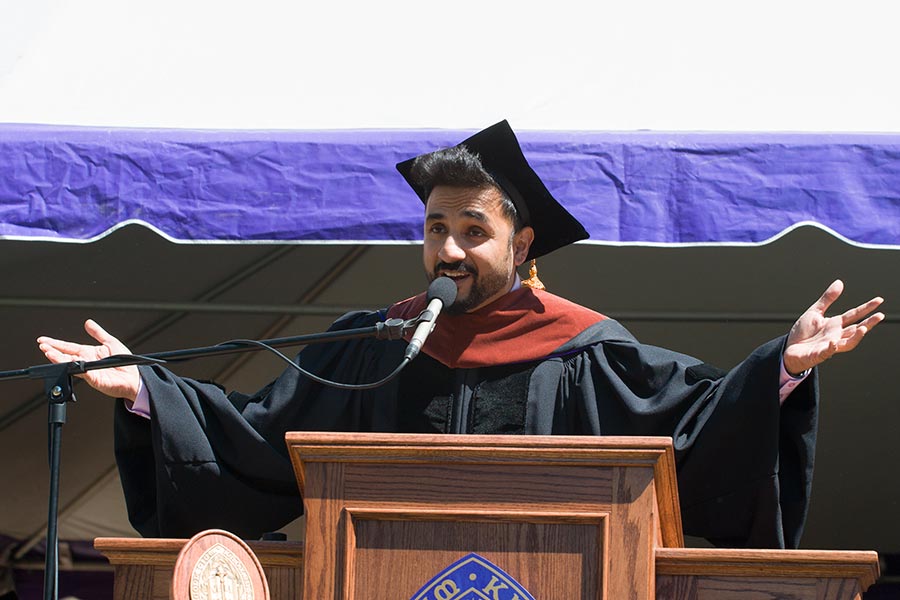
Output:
[512, 226, 535, 266]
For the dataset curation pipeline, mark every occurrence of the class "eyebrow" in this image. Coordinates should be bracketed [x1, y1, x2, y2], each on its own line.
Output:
[425, 209, 488, 223]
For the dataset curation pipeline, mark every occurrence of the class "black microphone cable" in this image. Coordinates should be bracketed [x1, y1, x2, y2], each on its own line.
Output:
[220, 277, 458, 391]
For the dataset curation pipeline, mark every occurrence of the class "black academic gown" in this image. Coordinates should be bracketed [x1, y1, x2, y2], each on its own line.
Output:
[115, 308, 817, 549]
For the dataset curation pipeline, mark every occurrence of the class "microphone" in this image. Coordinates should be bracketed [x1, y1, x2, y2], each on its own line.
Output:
[404, 277, 457, 361]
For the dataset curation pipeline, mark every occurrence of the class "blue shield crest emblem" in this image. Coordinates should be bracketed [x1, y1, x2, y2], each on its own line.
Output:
[409, 553, 536, 600]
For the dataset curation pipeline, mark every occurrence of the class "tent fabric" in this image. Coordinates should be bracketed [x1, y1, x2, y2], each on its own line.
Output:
[1, 124, 899, 247]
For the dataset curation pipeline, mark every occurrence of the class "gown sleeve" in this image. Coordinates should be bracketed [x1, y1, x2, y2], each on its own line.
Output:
[114, 310, 404, 538]
[536, 319, 817, 548]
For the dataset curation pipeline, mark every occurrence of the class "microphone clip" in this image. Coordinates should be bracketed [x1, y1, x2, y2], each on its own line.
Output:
[373, 308, 439, 341]
[374, 317, 410, 341]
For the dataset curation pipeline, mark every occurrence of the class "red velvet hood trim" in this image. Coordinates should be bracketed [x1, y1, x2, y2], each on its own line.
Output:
[386, 287, 605, 369]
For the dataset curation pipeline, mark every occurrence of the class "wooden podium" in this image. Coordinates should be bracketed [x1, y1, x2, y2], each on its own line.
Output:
[97, 433, 879, 600]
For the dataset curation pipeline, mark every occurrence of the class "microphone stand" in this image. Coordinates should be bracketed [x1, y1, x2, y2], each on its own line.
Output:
[0, 316, 413, 600]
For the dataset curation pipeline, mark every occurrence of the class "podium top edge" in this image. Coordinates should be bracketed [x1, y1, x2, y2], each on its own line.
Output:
[284, 432, 674, 450]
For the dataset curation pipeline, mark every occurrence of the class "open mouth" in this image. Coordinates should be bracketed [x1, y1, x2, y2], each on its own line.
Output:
[440, 270, 469, 279]
[435, 262, 476, 287]
[437, 269, 474, 284]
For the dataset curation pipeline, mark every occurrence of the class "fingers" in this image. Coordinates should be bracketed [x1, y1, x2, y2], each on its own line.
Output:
[840, 297, 885, 327]
[814, 280, 885, 331]
[84, 319, 133, 354]
[856, 311, 885, 335]
[37, 335, 88, 356]
[36, 318, 118, 363]
[836, 312, 885, 353]
[38, 344, 75, 365]
[812, 279, 844, 313]
[84, 319, 117, 345]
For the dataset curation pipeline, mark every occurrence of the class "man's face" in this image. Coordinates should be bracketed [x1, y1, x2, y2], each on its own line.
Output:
[423, 185, 534, 314]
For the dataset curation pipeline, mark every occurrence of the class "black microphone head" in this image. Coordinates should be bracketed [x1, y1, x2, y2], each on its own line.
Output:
[427, 276, 458, 306]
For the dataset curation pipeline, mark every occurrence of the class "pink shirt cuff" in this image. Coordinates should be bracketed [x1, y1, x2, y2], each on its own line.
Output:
[778, 357, 810, 404]
[124, 377, 151, 419]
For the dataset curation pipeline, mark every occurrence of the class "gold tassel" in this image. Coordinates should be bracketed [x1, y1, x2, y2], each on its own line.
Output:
[520, 259, 545, 290]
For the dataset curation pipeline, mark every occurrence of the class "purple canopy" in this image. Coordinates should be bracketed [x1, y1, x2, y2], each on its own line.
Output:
[1, 124, 898, 247]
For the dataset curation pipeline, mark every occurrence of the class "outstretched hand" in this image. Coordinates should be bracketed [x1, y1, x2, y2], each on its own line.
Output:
[37, 319, 141, 401]
[783, 280, 885, 376]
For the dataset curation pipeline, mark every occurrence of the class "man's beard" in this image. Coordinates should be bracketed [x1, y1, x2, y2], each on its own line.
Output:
[429, 261, 511, 315]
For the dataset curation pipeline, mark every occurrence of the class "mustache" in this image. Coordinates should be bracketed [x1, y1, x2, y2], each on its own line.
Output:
[434, 261, 478, 276]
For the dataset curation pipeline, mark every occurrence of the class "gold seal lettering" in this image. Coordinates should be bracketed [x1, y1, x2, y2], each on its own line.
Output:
[482, 575, 509, 600]
[433, 578, 459, 600]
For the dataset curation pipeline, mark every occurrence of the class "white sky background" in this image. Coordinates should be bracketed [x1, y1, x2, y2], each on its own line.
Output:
[0, 0, 897, 131]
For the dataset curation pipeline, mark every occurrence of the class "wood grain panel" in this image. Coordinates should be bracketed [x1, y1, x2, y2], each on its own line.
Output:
[350, 518, 601, 600]
[342, 462, 614, 506]
[301, 462, 346, 600]
[698, 576, 817, 599]
[609, 466, 657, 600]
[656, 548, 876, 600]
[655, 548, 879, 590]
[817, 578, 862, 600]
[657, 574, 698, 600]
[657, 574, 864, 600]
[111, 565, 154, 600]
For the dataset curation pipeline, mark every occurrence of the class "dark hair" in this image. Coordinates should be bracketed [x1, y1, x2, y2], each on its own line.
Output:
[409, 145, 523, 231]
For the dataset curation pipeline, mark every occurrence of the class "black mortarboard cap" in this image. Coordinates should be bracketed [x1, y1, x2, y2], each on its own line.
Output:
[396, 120, 589, 261]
